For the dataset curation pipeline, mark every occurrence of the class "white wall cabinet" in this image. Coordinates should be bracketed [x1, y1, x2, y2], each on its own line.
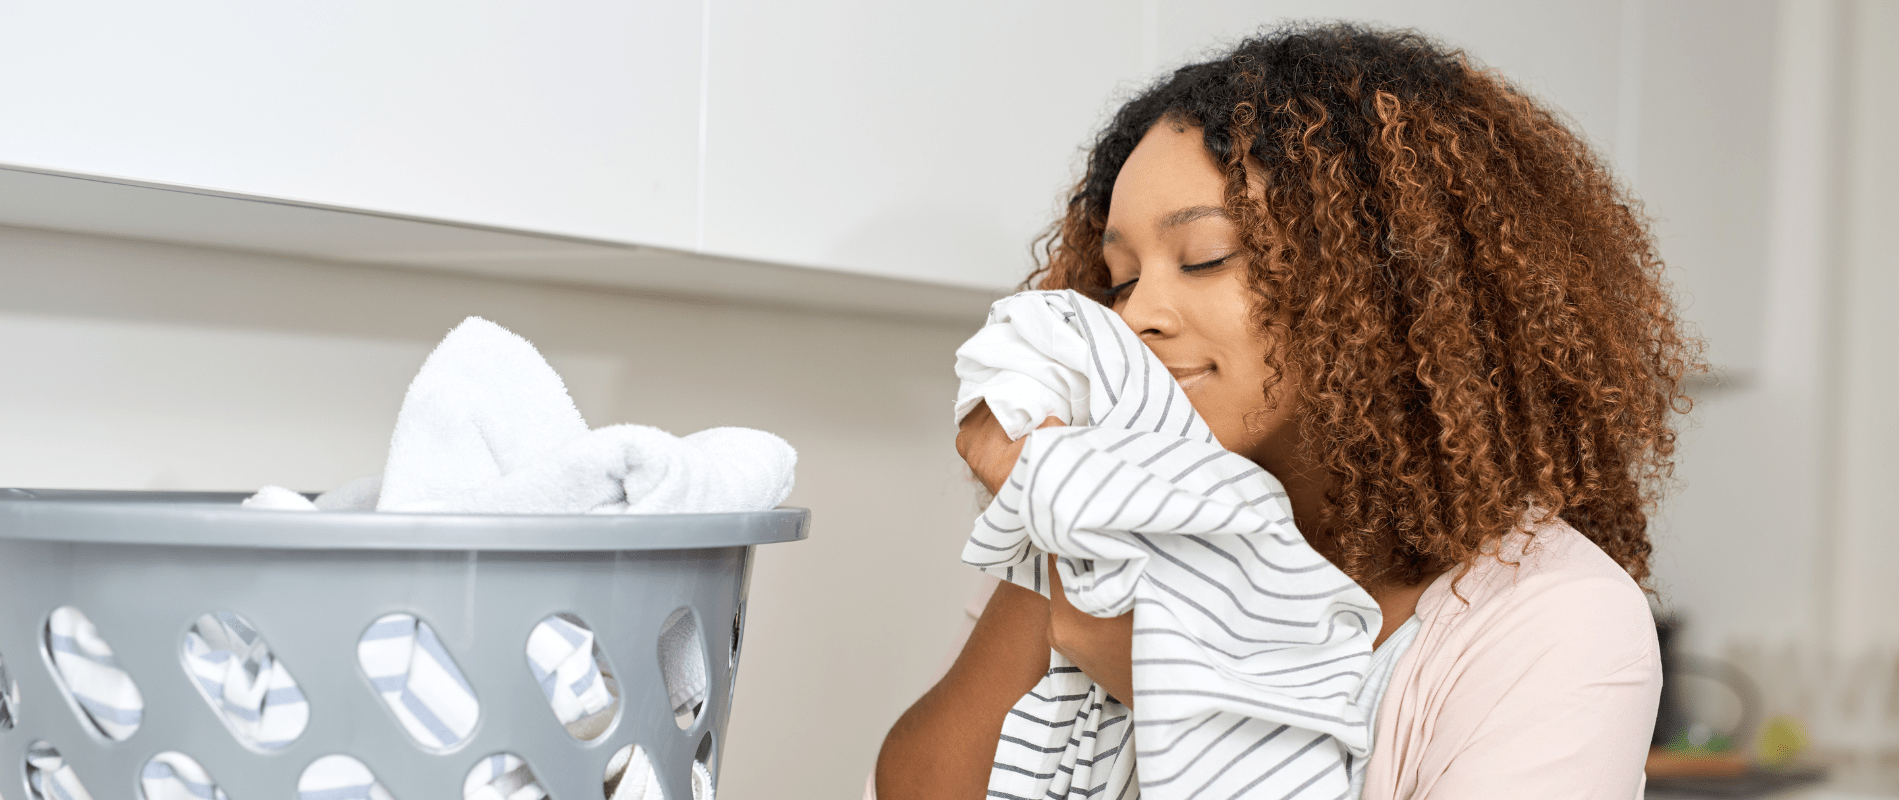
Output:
[0, 0, 707, 251]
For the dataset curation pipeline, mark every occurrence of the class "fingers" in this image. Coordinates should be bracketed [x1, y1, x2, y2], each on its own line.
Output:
[955, 402, 1000, 463]
[957, 402, 1019, 495]
[960, 407, 1068, 496]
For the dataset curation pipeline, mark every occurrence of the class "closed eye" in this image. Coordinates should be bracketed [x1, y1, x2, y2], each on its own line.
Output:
[1101, 253, 1235, 302]
[1183, 254, 1234, 272]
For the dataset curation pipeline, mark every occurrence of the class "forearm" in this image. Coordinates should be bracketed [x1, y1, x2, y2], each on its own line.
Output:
[876, 581, 1052, 799]
[1045, 554, 1135, 705]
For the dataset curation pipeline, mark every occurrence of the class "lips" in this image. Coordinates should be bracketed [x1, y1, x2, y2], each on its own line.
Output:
[1166, 364, 1215, 391]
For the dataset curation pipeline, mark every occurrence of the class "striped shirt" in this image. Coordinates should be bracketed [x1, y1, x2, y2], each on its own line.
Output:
[954, 291, 1386, 800]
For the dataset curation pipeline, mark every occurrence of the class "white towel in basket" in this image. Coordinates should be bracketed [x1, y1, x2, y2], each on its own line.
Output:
[373, 316, 796, 515]
[953, 291, 1385, 800]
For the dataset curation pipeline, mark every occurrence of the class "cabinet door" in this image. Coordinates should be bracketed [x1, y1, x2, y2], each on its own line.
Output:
[0, 0, 705, 251]
[700, 0, 1145, 291]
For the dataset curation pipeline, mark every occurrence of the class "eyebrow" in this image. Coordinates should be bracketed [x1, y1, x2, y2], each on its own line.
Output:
[1101, 204, 1229, 246]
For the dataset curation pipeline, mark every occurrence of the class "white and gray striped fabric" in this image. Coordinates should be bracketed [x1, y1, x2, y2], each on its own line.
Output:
[525, 614, 619, 738]
[298, 754, 397, 800]
[25, 741, 93, 800]
[184, 611, 310, 748]
[954, 290, 1384, 800]
[141, 752, 232, 800]
[45, 606, 143, 741]
[356, 613, 482, 751]
[463, 753, 548, 800]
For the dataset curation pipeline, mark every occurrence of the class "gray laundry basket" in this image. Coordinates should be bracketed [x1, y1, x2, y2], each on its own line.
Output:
[0, 489, 807, 800]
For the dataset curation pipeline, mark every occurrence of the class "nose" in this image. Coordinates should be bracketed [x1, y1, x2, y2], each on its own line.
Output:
[1115, 268, 1184, 340]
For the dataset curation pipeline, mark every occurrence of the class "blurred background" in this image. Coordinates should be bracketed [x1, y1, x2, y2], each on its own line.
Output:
[0, 0, 1892, 797]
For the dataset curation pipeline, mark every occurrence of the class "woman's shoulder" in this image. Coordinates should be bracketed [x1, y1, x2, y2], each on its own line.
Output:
[1368, 520, 1663, 798]
[1416, 514, 1656, 665]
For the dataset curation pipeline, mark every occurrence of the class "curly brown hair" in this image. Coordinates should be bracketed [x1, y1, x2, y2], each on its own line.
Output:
[1030, 22, 1703, 588]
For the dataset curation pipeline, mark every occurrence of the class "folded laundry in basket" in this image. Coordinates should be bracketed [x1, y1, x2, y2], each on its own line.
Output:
[244, 317, 796, 515]
[183, 611, 309, 747]
[45, 606, 143, 741]
[525, 614, 619, 739]
[47, 609, 627, 796]
[356, 613, 481, 749]
[373, 316, 795, 515]
[953, 291, 1390, 800]
[297, 755, 397, 800]
[141, 752, 231, 800]
[26, 742, 92, 800]
[464, 753, 547, 800]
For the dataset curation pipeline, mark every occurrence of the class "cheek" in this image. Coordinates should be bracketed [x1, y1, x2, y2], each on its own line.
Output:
[1178, 365, 1257, 448]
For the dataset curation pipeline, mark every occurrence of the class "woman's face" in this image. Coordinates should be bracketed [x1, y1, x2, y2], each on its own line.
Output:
[1101, 121, 1299, 471]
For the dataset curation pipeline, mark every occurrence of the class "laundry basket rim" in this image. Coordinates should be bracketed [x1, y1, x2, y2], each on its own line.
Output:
[0, 489, 808, 551]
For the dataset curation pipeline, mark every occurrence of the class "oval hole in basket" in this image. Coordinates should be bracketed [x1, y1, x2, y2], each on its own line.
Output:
[299, 754, 396, 800]
[603, 744, 665, 800]
[23, 741, 93, 800]
[463, 753, 545, 800]
[182, 610, 309, 749]
[526, 613, 621, 741]
[657, 608, 708, 730]
[0, 649, 19, 730]
[356, 613, 479, 751]
[141, 751, 229, 800]
[694, 731, 718, 791]
[43, 605, 143, 740]
[729, 603, 744, 670]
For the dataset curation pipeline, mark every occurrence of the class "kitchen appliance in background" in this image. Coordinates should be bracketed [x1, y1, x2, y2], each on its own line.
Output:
[1646, 616, 1828, 799]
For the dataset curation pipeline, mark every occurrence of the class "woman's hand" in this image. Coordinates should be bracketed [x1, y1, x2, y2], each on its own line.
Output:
[956, 402, 1064, 495]
[1046, 554, 1135, 706]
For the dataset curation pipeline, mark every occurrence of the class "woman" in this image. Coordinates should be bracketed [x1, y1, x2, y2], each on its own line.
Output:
[878, 21, 1697, 799]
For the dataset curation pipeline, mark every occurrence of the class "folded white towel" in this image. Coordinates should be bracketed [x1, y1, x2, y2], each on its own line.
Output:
[240, 485, 317, 511]
[373, 317, 795, 515]
[658, 610, 709, 724]
[954, 291, 1387, 800]
[313, 474, 382, 511]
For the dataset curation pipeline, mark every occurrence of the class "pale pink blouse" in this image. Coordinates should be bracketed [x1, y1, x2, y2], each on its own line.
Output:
[870, 516, 1660, 799]
[1364, 516, 1660, 799]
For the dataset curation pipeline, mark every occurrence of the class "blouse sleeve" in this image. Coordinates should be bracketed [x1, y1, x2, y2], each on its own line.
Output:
[1413, 573, 1661, 799]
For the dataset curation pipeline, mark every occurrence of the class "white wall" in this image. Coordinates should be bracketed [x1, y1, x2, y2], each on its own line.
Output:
[1638, 0, 1899, 785]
